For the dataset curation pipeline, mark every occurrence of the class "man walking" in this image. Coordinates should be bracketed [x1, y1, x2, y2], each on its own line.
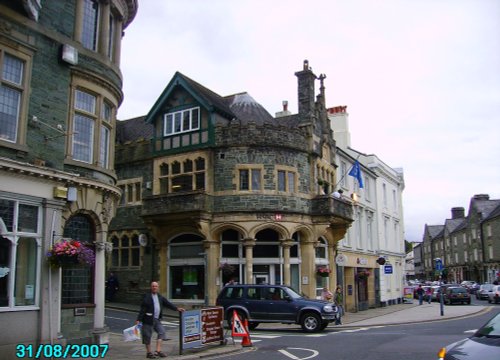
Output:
[136, 282, 185, 359]
[416, 285, 424, 305]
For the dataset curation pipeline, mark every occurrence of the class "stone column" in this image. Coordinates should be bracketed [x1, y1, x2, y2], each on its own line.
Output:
[282, 239, 293, 286]
[300, 238, 317, 298]
[203, 239, 219, 305]
[98, 1, 111, 56]
[328, 241, 337, 286]
[243, 238, 256, 284]
[93, 230, 109, 344]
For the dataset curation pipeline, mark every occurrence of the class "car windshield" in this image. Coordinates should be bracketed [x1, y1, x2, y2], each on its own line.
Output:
[451, 288, 467, 293]
[481, 284, 493, 290]
[284, 286, 304, 299]
[474, 314, 500, 337]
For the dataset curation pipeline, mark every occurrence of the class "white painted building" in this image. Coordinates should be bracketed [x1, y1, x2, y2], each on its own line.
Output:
[329, 106, 406, 308]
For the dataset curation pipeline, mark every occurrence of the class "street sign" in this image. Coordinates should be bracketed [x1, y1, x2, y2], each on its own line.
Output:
[436, 258, 443, 271]
[384, 264, 393, 274]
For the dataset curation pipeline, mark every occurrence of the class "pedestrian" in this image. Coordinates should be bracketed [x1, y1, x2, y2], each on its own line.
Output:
[334, 285, 344, 325]
[105, 272, 119, 302]
[320, 286, 333, 302]
[416, 285, 424, 305]
[425, 287, 432, 304]
[136, 281, 185, 359]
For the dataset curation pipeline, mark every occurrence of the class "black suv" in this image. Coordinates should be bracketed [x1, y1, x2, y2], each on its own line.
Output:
[215, 284, 339, 332]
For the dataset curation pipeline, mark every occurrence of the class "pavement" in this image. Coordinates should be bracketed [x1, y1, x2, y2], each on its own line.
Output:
[101, 300, 493, 359]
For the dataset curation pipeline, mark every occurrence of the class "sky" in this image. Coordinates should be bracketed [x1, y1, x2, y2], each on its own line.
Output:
[117, 0, 500, 243]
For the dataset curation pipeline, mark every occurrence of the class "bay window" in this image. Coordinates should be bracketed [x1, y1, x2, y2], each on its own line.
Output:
[0, 198, 40, 309]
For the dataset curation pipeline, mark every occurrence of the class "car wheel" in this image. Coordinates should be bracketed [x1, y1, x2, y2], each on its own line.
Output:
[248, 322, 259, 330]
[300, 312, 321, 333]
[320, 321, 329, 330]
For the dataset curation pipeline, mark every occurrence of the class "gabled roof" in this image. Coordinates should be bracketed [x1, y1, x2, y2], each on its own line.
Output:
[471, 199, 500, 220]
[116, 116, 154, 144]
[144, 72, 235, 123]
[444, 217, 467, 234]
[425, 225, 444, 239]
[483, 202, 500, 221]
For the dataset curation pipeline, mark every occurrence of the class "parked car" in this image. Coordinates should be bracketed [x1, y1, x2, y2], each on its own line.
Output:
[216, 284, 339, 332]
[443, 286, 471, 305]
[487, 285, 500, 304]
[461, 281, 479, 294]
[431, 286, 442, 302]
[438, 312, 500, 359]
[476, 284, 495, 300]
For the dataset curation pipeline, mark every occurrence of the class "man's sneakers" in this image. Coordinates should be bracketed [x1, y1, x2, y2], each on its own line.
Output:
[146, 353, 157, 359]
[155, 351, 167, 358]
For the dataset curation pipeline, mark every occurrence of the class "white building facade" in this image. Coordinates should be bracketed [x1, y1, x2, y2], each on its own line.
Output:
[329, 106, 406, 308]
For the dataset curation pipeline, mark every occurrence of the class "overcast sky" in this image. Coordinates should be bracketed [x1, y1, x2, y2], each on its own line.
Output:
[118, 0, 500, 243]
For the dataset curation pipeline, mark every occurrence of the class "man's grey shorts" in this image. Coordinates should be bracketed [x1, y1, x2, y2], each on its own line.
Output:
[141, 318, 167, 345]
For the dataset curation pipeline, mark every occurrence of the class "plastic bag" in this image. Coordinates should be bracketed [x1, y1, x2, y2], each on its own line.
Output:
[123, 324, 141, 342]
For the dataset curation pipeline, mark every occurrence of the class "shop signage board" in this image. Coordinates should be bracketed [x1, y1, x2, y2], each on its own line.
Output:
[180, 307, 224, 354]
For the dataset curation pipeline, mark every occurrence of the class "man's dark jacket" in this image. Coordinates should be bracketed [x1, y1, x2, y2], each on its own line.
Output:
[137, 293, 178, 325]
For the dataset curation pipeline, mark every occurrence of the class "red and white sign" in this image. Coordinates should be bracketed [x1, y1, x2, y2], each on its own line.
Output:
[231, 311, 248, 338]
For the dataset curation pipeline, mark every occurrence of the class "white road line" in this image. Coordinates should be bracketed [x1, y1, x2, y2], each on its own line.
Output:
[105, 316, 130, 321]
[249, 334, 281, 339]
[464, 329, 477, 334]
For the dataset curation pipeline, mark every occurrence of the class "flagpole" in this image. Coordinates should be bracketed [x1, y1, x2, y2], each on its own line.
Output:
[333, 155, 361, 191]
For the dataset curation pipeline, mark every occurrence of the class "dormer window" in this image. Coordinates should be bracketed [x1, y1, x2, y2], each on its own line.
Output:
[164, 107, 200, 136]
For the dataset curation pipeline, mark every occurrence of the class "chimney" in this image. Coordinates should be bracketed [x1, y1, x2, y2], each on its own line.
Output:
[275, 100, 292, 118]
[473, 194, 490, 201]
[295, 59, 316, 122]
[451, 207, 465, 219]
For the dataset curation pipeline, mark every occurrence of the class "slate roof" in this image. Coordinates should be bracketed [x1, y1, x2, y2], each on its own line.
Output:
[444, 217, 467, 234]
[116, 116, 154, 144]
[426, 225, 444, 239]
[224, 92, 274, 125]
[472, 199, 500, 220]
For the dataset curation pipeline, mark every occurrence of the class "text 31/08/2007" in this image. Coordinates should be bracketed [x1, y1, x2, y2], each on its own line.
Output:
[16, 344, 109, 359]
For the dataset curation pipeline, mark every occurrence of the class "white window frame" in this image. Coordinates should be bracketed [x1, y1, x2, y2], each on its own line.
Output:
[163, 107, 200, 136]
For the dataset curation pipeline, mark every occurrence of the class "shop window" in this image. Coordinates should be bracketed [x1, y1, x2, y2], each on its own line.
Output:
[315, 238, 328, 259]
[0, 199, 40, 309]
[169, 234, 205, 300]
[254, 229, 280, 258]
[221, 229, 241, 258]
[62, 215, 94, 305]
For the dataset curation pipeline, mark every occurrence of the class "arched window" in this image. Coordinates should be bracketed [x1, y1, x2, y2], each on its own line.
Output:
[62, 215, 95, 305]
[315, 238, 328, 259]
[254, 229, 280, 258]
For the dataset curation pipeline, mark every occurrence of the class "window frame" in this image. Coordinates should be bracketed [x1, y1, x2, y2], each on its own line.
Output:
[276, 167, 297, 193]
[110, 234, 141, 269]
[67, 79, 116, 170]
[157, 156, 206, 194]
[0, 197, 41, 311]
[0, 45, 32, 149]
[117, 178, 142, 206]
[163, 107, 201, 136]
[237, 165, 262, 191]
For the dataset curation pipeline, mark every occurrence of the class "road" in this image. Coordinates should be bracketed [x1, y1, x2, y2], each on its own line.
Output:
[104, 297, 500, 360]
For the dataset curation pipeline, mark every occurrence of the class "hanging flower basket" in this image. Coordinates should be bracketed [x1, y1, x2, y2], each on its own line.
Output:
[46, 239, 95, 269]
[219, 262, 236, 276]
[316, 266, 332, 277]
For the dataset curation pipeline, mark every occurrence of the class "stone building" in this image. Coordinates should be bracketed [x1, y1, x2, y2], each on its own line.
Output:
[111, 61, 354, 307]
[421, 194, 500, 283]
[329, 106, 406, 310]
[0, 0, 137, 354]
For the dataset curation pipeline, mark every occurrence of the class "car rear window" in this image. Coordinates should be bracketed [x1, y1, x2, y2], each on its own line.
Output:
[451, 288, 467, 293]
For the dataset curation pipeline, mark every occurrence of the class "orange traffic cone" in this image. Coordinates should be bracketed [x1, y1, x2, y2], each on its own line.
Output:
[241, 319, 253, 347]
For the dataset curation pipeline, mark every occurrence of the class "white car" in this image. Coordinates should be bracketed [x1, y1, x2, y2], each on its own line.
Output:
[487, 285, 500, 304]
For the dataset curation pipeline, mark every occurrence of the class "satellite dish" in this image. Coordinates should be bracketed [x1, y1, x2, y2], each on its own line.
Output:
[138, 234, 148, 247]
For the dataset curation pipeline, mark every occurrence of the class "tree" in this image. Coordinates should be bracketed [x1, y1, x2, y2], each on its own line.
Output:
[405, 240, 413, 254]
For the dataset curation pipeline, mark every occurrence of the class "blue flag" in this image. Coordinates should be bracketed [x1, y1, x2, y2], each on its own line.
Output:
[348, 160, 364, 188]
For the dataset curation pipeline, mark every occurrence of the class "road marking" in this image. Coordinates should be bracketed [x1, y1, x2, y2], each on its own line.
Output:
[278, 348, 319, 360]
[464, 329, 477, 334]
[161, 321, 179, 326]
[105, 316, 130, 321]
[249, 334, 281, 339]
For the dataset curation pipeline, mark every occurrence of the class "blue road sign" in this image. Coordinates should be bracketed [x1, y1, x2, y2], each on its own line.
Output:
[436, 259, 443, 271]
[384, 264, 393, 274]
